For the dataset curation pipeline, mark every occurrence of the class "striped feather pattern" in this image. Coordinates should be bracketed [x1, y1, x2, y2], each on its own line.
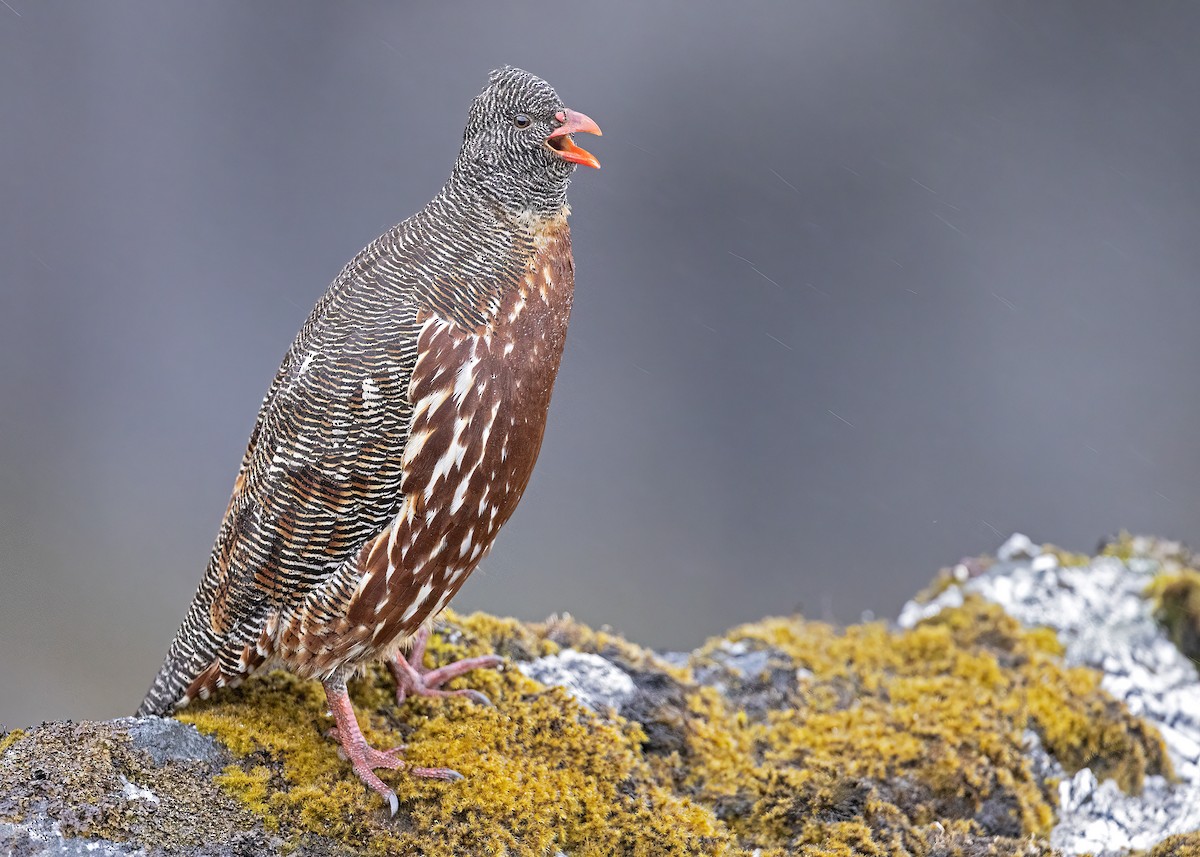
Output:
[137, 66, 587, 716]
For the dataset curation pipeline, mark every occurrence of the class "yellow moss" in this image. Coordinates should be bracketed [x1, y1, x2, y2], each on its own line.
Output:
[1024, 661, 1171, 792]
[531, 610, 694, 684]
[1100, 531, 1138, 562]
[1147, 568, 1200, 666]
[0, 729, 24, 757]
[911, 568, 957, 603]
[168, 599, 1161, 855]
[1043, 544, 1092, 567]
[179, 611, 734, 856]
[674, 596, 1165, 851]
[436, 609, 560, 660]
[215, 765, 274, 817]
[1144, 832, 1200, 857]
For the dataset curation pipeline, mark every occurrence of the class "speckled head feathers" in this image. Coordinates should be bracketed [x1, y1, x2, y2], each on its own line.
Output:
[455, 67, 599, 217]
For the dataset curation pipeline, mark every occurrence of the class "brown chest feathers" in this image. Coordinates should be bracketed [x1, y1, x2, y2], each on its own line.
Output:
[273, 221, 575, 678]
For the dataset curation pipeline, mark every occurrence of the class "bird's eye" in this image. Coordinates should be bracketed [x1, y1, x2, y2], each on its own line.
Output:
[513, 113, 532, 129]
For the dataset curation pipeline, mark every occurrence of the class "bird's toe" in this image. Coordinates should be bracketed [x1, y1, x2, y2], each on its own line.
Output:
[395, 652, 505, 707]
[360, 745, 406, 770]
[409, 765, 464, 782]
[420, 654, 505, 689]
[452, 688, 494, 707]
[352, 765, 400, 812]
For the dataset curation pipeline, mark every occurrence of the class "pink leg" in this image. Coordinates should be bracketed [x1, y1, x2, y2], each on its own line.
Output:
[389, 625, 504, 707]
[322, 677, 461, 815]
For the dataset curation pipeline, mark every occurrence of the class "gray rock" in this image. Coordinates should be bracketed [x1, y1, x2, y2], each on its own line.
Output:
[690, 640, 801, 722]
[0, 819, 146, 857]
[112, 716, 225, 768]
[655, 651, 691, 669]
[516, 649, 636, 713]
[0, 718, 294, 857]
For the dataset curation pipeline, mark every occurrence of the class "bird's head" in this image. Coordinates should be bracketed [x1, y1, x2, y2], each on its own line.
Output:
[455, 67, 601, 217]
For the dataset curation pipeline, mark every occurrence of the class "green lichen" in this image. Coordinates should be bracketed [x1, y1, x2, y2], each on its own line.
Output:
[1147, 568, 1200, 667]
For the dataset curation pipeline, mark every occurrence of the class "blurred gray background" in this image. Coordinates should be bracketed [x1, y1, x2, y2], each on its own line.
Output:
[2, 2, 1198, 728]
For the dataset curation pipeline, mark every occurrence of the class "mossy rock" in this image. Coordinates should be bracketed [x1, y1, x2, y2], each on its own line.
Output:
[0, 602, 1174, 856]
[1141, 832, 1200, 857]
[1148, 568, 1200, 667]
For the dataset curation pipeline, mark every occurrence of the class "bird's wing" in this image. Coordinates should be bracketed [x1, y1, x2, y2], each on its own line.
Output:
[138, 245, 429, 716]
[137, 203, 528, 716]
[204, 268, 423, 645]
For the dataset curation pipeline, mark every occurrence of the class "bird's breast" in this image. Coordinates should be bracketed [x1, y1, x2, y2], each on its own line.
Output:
[342, 222, 575, 649]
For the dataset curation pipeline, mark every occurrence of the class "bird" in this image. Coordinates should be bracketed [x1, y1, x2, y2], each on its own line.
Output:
[137, 66, 601, 814]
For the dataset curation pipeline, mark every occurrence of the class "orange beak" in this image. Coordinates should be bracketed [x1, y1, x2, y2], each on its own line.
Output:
[546, 109, 602, 169]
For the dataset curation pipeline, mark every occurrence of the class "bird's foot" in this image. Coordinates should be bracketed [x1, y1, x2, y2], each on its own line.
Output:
[323, 678, 463, 816]
[326, 726, 407, 758]
[390, 625, 504, 707]
[341, 739, 463, 815]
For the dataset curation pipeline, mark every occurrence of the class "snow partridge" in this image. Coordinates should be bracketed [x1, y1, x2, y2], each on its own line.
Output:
[137, 66, 601, 813]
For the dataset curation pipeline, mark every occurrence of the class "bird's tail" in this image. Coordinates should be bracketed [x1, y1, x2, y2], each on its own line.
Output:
[136, 596, 227, 717]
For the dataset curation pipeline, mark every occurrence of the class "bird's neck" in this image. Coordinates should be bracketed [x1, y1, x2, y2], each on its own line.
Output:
[380, 171, 569, 333]
[443, 164, 571, 228]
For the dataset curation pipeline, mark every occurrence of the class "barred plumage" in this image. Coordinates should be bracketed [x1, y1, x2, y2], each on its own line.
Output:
[137, 67, 600, 812]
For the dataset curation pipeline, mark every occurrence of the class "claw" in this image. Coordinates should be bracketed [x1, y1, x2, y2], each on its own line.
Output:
[323, 677, 437, 812]
[410, 766, 464, 782]
[458, 689, 494, 707]
[389, 627, 504, 709]
[318, 627, 500, 806]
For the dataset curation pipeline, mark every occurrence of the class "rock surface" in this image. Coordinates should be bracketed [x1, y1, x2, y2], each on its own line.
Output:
[898, 533, 1200, 855]
[3, 536, 1200, 856]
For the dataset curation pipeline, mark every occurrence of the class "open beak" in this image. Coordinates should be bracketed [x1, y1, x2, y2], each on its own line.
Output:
[546, 109, 602, 169]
